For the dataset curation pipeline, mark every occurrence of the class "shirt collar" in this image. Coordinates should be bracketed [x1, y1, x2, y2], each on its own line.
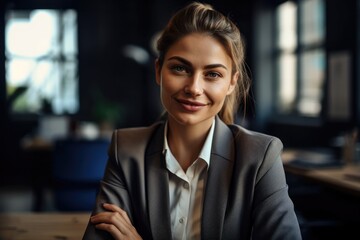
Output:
[163, 119, 215, 168]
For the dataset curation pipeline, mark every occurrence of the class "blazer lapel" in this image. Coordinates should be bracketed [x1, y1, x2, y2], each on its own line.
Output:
[143, 118, 235, 239]
[201, 117, 235, 239]
[145, 124, 172, 240]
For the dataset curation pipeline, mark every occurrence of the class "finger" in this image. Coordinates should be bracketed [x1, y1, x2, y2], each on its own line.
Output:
[94, 223, 124, 240]
[91, 211, 134, 235]
[93, 215, 141, 240]
[102, 203, 133, 225]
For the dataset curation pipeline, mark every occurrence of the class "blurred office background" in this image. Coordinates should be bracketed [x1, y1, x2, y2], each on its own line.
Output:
[0, 0, 359, 239]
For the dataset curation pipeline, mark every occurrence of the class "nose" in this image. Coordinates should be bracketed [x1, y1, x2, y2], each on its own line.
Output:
[184, 73, 203, 96]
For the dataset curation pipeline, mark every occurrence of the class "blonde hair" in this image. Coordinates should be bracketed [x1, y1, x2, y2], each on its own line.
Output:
[156, 2, 250, 124]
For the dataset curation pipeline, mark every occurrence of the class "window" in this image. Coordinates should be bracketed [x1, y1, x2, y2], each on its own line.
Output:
[5, 9, 78, 115]
[275, 0, 325, 117]
[276, 1, 297, 113]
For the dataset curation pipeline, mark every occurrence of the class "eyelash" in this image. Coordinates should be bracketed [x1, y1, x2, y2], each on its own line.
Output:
[170, 65, 188, 73]
[206, 72, 222, 79]
[169, 64, 222, 79]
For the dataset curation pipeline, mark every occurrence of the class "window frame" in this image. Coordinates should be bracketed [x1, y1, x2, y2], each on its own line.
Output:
[273, 0, 327, 119]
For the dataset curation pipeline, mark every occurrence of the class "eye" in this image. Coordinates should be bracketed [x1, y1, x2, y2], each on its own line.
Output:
[170, 65, 187, 73]
[205, 71, 222, 79]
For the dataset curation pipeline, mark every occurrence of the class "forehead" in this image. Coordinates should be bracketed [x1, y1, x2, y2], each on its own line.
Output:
[164, 33, 232, 67]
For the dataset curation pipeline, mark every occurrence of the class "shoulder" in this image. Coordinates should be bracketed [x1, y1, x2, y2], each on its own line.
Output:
[214, 117, 283, 161]
[113, 122, 162, 143]
[109, 121, 164, 159]
[229, 124, 283, 151]
[228, 124, 284, 179]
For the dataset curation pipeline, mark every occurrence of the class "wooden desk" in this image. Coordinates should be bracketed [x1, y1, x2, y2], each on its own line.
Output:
[282, 149, 360, 197]
[0, 212, 90, 240]
[282, 149, 360, 239]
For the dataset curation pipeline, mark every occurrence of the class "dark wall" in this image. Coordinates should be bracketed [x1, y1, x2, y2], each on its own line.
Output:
[325, 0, 358, 127]
[77, 0, 160, 127]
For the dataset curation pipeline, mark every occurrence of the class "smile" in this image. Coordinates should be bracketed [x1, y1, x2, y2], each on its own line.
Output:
[176, 98, 209, 111]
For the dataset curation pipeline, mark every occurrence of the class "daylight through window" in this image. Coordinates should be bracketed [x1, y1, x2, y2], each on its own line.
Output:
[5, 9, 79, 115]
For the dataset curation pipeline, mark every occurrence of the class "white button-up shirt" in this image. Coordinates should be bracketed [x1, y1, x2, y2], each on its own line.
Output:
[163, 120, 215, 240]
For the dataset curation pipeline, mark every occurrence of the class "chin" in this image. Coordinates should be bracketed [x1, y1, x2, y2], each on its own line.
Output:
[169, 113, 214, 127]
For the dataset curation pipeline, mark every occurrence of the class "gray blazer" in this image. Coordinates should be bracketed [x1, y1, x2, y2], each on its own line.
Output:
[83, 117, 302, 240]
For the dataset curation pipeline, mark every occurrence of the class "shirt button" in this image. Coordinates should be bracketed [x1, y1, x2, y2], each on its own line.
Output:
[183, 182, 189, 189]
[179, 217, 184, 224]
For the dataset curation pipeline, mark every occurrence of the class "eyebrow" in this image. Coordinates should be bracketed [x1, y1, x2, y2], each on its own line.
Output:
[167, 56, 228, 70]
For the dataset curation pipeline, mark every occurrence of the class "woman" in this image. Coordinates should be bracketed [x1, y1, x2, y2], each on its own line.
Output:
[83, 2, 302, 240]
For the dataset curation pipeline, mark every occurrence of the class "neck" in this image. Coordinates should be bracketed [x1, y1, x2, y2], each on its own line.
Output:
[167, 117, 213, 171]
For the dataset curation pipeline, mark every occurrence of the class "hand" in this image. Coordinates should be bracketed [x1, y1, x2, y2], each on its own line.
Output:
[90, 203, 142, 240]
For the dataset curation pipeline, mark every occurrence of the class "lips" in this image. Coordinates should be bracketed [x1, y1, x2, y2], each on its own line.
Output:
[176, 98, 208, 111]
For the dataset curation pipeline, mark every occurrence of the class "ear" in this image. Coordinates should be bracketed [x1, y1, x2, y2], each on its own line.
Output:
[227, 71, 239, 95]
[155, 59, 161, 85]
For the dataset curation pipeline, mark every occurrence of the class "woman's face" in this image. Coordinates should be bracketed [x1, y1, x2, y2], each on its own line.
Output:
[156, 33, 238, 127]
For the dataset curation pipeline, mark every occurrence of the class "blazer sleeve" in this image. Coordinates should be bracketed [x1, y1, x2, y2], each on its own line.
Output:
[82, 131, 134, 240]
[82, 124, 158, 240]
[251, 137, 302, 240]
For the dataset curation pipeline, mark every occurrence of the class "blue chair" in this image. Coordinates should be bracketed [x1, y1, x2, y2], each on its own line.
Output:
[52, 138, 110, 211]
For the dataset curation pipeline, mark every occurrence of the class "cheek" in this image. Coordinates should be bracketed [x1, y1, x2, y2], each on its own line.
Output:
[161, 81, 173, 97]
[208, 84, 231, 103]
[161, 76, 182, 96]
[160, 78, 178, 107]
